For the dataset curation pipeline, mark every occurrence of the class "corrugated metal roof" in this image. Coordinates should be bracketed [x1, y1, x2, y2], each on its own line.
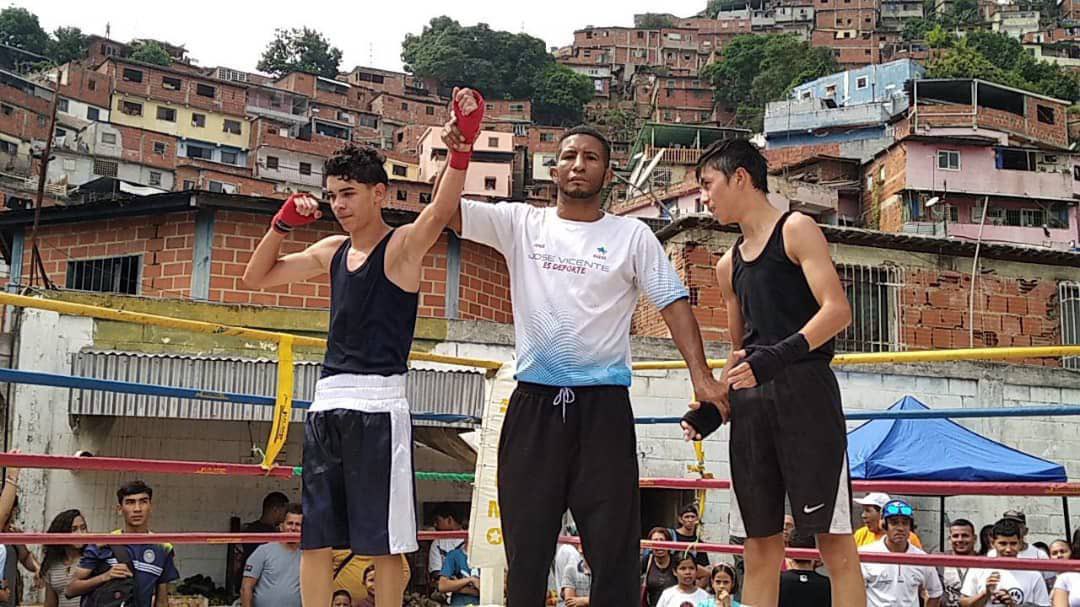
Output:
[70, 351, 485, 426]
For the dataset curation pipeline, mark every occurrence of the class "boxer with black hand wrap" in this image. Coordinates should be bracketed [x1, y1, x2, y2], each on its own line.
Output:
[689, 139, 863, 607]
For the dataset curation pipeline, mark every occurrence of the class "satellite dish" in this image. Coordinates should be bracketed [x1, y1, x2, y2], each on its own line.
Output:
[627, 153, 646, 192]
[633, 150, 666, 190]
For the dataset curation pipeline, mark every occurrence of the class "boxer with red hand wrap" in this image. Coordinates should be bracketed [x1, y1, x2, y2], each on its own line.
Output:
[271, 193, 322, 234]
[448, 89, 484, 170]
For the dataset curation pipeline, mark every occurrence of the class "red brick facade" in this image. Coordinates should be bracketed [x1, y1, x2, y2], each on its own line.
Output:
[116, 125, 179, 170]
[21, 213, 198, 298]
[251, 118, 345, 158]
[372, 93, 447, 127]
[905, 101, 1069, 149]
[100, 59, 247, 117]
[15, 208, 512, 321]
[175, 162, 280, 198]
[57, 62, 112, 109]
[633, 235, 1072, 365]
[458, 238, 512, 323]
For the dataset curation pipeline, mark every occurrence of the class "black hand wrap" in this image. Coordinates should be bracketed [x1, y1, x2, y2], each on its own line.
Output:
[743, 333, 811, 386]
[681, 401, 725, 440]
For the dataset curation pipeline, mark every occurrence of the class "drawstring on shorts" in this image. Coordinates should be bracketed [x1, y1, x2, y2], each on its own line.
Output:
[553, 387, 576, 422]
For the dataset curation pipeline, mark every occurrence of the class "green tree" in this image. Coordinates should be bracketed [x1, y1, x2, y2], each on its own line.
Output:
[927, 36, 1080, 101]
[1014, 51, 1080, 101]
[129, 40, 172, 66]
[590, 107, 640, 142]
[926, 23, 955, 48]
[963, 30, 1022, 69]
[941, 0, 980, 26]
[927, 39, 1023, 85]
[532, 64, 595, 126]
[0, 6, 48, 55]
[47, 26, 87, 65]
[635, 13, 677, 28]
[703, 34, 837, 130]
[901, 17, 936, 41]
[402, 17, 550, 100]
[257, 27, 343, 78]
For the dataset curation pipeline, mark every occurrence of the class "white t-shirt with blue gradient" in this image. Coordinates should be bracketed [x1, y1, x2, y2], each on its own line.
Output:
[460, 200, 688, 387]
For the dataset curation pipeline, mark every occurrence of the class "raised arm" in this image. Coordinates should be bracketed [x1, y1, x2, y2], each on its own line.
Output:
[393, 88, 483, 269]
[241, 195, 346, 290]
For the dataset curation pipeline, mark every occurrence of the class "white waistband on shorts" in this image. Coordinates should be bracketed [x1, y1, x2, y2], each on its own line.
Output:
[311, 373, 409, 413]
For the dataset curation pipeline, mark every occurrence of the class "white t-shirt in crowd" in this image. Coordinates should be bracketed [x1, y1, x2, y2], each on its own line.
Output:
[428, 538, 465, 574]
[547, 544, 582, 607]
[962, 566, 1050, 606]
[1053, 572, 1080, 607]
[655, 585, 711, 607]
[460, 200, 688, 387]
[861, 538, 943, 607]
[987, 545, 1053, 582]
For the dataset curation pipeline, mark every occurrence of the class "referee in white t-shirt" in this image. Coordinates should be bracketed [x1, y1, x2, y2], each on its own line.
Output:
[446, 125, 726, 606]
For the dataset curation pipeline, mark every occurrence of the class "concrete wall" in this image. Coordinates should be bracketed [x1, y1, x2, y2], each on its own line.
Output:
[791, 59, 924, 105]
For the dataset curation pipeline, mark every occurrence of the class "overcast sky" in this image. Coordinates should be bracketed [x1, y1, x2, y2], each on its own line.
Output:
[15, 0, 707, 74]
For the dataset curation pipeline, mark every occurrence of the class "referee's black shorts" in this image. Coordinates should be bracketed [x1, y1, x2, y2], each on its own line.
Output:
[728, 360, 853, 538]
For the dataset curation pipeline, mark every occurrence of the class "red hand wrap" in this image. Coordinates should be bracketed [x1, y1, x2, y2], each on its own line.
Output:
[271, 195, 318, 234]
[449, 90, 485, 171]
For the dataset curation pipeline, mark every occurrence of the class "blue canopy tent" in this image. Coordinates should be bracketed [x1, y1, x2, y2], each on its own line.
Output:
[847, 396, 1069, 547]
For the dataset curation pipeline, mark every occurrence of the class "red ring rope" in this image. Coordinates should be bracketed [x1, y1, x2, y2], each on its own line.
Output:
[2, 453, 1078, 497]
[4, 532, 1078, 572]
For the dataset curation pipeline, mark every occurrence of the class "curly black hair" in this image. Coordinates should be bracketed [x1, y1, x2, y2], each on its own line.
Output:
[324, 144, 389, 186]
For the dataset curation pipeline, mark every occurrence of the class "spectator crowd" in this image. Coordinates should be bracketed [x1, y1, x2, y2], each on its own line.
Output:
[0, 454, 1077, 607]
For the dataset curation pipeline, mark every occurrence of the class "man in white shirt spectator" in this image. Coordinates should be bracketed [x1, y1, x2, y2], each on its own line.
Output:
[962, 518, 1050, 607]
[427, 504, 465, 586]
[861, 499, 943, 607]
[990, 511, 1053, 588]
[942, 518, 978, 607]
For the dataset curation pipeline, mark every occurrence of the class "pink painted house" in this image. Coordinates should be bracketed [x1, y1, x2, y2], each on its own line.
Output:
[418, 128, 515, 200]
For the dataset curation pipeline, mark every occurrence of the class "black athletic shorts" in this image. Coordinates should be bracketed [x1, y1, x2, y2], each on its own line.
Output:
[300, 373, 418, 555]
[728, 360, 853, 538]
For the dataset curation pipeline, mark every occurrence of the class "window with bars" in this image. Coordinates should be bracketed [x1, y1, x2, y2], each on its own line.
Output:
[93, 158, 118, 177]
[836, 264, 903, 352]
[66, 256, 140, 294]
[1061, 282, 1080, 370]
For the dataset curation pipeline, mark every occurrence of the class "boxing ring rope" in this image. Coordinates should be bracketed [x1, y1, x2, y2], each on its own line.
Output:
[2, 530, 1079, 574]
[632, 345, 1080, 370]
[4, 367, 1080, 428]
[0, 292, 503, 470]
[2, 453, 1078, 498]
[3, 294, 1080, 600]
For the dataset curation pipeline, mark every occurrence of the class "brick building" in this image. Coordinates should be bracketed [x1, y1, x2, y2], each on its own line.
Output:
[633, 215, 1080, 358]
[0, 190, 506, 321]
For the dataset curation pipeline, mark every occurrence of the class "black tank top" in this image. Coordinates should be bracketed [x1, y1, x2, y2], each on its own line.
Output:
[731, 212, 834, 362]
[321, 230, 419, 378]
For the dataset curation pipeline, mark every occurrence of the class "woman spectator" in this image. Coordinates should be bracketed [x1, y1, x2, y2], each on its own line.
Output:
[1051, 540, 1073, 561]
[977, 524, 995, 556]
[39, 510, 88, 607]
[642, 528, 678, 607]
[1052, 537, 1079, 607]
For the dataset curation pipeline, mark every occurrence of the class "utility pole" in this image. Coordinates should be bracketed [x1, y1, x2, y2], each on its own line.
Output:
[28, 77, 61, 289]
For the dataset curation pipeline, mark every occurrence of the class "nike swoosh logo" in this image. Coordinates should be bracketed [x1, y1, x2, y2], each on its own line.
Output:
[803, 503, 826, 514]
